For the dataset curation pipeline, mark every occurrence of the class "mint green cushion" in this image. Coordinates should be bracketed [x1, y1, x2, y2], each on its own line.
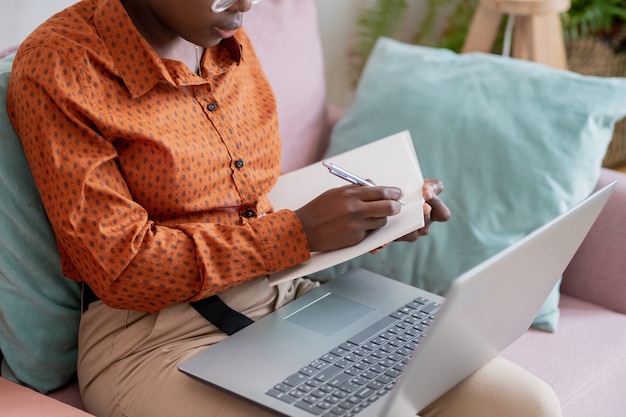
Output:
[0, 55, 81, 392]
[319, 38, 626, 332]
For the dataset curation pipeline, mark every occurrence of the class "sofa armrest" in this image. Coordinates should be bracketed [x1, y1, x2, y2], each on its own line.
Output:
[0, 377, 93, 417]
[562, 168, 626, 314]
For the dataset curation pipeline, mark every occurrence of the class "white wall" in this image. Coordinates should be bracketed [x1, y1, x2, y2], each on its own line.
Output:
[314, 0, 428, 107]
[0, 0, 425, 107]
[314, 0, 363, 107]
[0, 0, 77, 50]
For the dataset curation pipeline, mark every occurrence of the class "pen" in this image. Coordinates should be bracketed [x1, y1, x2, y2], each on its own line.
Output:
[322, 161, 406, 205]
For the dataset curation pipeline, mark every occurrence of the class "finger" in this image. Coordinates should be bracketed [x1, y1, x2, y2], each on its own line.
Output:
[423, 202, 432, 216]
[363, 215, 388, 231]
[394, 229, 421, 242]
[428, 195, 451, 222]
[418, 224, 432, 236]
[423, 180, 444, 200]
[350, 185, 405, 208]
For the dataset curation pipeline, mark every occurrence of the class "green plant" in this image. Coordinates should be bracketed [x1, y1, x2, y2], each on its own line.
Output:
[562, 0, 626, 47]
[414, 0, 478, 51]
[350, 0, 626, 84]
[349, 0, 478, 84]
[349, 0, 409, 85]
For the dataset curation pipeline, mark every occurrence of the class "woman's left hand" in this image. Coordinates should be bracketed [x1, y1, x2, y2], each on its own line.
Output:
[394, 179, 451, 243]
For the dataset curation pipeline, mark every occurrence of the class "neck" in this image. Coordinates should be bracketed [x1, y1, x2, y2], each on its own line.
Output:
[122, 0, 198, 73]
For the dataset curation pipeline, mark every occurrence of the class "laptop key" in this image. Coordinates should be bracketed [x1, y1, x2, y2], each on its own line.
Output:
[266, 388, 299, 404]
[421, 302, 441, 314]
[343, 367, 360, 376]
[339, 341, 358, 351]
[354, 386, 375, 400]
[414, 296, 430, 305]
[302, 394, 321, 404]
[284, 372, 308, 387]
[361, 341, 380, 351]
[317, 400, 334, 411]
[321, 353, 340, 362]
[272, 382, 291, 393]
[308, 389, 326, 399]
[366, 380, 384, 390]
[327, 404, 350, 416]
[300, 366, 320, 376]
[384, 369, 401, 378]
[310, 358, 330, 369]
[330, 346, 350, 356]
[315, 365, 343, 382]
[376, 374, 393, 384]
[327, 371, 352, 387]
[294, 400, 327, 415]
[348, 315, 396, 345]
[339, 381, 360, 394]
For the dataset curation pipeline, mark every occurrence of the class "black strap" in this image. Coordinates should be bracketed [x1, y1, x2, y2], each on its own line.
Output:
[83, 283, 251, 335]
[191, 296, 254, 335]
[82, 283, 100, 313]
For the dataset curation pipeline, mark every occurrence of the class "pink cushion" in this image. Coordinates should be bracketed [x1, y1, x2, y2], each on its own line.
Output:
[502, 294, 626, 416]
[0, 377, 92, 417]
[0, 46, 18, 60]
[47, 381, 86, 411]
[562, 168, 626, 314]
[244, 0, 330, 173]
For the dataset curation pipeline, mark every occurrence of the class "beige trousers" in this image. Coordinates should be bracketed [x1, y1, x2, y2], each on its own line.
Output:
[78, 277, 561, 417]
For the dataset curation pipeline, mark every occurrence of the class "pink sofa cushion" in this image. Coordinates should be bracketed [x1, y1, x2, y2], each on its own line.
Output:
[244, 0, 330, 173]
[562, 168, 626, 314]
[0, 46, 18, 60]
[501, 294, 626, 417]
[0, 377, 91, 417]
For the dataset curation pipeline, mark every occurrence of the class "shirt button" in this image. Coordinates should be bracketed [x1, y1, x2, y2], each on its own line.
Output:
[207, 102, 217, 112]
[235, 159, 245, 169]
[242, 209, 257, 218]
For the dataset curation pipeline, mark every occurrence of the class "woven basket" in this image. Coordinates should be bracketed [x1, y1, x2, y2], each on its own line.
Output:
[566, 37, 626, 169]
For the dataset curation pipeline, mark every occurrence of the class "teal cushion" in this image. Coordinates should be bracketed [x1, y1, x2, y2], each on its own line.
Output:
[318, 38, 626, 332]
[0, 55, 81, 392]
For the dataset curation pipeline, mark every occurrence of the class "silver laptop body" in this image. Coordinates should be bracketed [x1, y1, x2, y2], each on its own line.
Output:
[179, 182, 615, 417]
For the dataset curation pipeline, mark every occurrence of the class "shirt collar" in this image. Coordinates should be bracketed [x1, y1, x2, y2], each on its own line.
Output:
[94, 0, 243, 98]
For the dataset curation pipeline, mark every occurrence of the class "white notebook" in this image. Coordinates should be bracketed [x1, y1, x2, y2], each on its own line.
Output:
[268, 130, 425, 285]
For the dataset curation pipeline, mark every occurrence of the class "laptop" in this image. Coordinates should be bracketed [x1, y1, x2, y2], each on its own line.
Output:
[179, 182, 615, 417]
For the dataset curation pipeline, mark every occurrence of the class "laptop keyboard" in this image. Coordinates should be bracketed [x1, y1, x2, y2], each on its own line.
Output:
[265, 296, 441, 416]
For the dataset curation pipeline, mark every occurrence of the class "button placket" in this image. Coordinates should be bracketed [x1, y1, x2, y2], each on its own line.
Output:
[196, 92, 256, 216]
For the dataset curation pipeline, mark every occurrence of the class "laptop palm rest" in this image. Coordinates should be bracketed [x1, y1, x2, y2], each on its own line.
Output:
[285, 293, 375, 336]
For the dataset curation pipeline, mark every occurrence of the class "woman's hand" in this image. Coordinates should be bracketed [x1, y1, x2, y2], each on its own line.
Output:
[295, 184, 405, 252]
[394, 179, 451, 243]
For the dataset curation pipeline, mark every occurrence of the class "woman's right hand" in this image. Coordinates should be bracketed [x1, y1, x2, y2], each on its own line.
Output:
[294, 184, 404, 252]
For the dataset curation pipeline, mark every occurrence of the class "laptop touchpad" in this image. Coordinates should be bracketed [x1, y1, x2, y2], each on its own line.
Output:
[285, 293, 374, 336]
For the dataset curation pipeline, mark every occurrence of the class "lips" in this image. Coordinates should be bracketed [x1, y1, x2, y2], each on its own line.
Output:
[214, 26, 240, 38]
[214, 17, 242, 39]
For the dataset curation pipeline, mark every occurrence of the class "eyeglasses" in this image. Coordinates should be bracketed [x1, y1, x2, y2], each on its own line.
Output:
[211, 0, 262, 13]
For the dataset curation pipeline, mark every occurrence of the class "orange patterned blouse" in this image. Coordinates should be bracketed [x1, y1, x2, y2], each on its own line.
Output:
[7, 0, 311, 312]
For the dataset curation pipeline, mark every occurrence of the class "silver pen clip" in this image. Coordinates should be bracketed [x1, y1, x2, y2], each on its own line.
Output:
[322, 161, 375, 187]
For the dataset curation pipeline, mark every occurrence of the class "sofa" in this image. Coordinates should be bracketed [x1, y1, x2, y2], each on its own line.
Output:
[1, 1, 626, 416]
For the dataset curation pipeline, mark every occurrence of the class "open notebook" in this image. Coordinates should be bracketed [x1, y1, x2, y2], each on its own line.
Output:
[268, 130, 425, 285]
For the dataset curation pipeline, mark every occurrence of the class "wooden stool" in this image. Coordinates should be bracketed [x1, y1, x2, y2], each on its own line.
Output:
[462, 0, 571, 69]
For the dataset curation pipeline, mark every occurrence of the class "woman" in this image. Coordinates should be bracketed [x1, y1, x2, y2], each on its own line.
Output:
[7, 0, 560, 416]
